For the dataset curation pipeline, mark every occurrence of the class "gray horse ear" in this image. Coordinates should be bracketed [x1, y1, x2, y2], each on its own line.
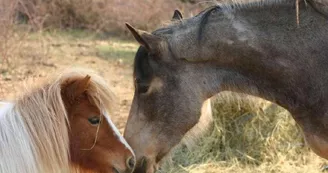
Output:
[172, 10, 183, 21]
[125, 23, 162, 51]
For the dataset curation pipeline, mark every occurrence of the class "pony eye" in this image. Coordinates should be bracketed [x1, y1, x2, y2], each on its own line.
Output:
[88, 116, 100, 125]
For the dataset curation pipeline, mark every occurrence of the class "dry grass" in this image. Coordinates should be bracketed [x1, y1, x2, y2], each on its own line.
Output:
[161, 92, 328, 173]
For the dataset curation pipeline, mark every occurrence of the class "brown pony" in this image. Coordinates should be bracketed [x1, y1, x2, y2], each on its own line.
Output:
[0, 68, 135, 173]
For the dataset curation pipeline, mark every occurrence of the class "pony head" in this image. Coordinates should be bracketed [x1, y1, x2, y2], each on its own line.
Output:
[0, 69, 135, 173]
[60, 71, 136, 173]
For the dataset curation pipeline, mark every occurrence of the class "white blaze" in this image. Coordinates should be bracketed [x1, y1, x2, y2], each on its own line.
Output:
[103, 111, 135, 157]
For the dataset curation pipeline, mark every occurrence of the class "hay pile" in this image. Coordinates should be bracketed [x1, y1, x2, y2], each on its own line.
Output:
[161, 92, 327, 173]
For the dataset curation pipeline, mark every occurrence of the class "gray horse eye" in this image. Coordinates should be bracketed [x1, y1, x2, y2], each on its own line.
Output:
[138, 84, 149, 93]
[88, 116, 100, 125]
[135, 78, 149, 94]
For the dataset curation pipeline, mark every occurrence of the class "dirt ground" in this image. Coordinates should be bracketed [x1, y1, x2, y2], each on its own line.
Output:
[0, 31, 138, 133]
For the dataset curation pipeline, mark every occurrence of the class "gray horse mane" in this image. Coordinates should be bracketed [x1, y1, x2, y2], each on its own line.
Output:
[217, 0, 296, 10]
[196, 0, 298, 41]
[154, 0, 300, 42]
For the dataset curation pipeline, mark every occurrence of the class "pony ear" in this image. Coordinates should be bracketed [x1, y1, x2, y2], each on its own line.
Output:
[63, 75, 91, 102]
[125, 23, 162, 52]
[172, 9, 183, 21]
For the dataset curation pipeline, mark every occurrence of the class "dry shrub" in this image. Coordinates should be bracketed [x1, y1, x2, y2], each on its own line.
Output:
[0, 0, 48, 71]
[0, 0, 20, 68]
[16, 0, 196, 35]
[0, 0, 20, 97]
[0, 0, 48, 99]
[161, 92, 327, 173]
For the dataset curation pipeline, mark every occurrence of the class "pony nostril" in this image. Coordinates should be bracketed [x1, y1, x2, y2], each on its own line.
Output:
[126, 156, 136, 170]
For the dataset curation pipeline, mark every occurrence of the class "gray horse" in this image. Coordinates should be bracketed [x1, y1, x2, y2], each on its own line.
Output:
[124, 0, 328, 172]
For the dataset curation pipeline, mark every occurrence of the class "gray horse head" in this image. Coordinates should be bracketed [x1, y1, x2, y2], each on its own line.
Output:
[124, 1, 328, 172]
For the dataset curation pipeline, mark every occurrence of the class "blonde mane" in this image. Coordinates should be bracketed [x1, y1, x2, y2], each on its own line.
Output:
[0, 68, 116, 173]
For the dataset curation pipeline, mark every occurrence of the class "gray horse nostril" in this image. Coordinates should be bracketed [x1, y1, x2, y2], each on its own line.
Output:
[127, 156, 136, 170]
[112, 167, 120, 173]
[133, 157, 148, 173]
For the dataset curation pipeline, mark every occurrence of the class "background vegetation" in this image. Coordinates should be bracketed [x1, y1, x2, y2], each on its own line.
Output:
[13, 0, 206, 34]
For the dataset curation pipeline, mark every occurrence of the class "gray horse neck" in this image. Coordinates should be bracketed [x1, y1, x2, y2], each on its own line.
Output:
[179, 2, 328, 134]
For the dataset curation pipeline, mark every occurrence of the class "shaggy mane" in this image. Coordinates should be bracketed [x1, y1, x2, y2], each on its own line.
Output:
[0, 68, 116, 173]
